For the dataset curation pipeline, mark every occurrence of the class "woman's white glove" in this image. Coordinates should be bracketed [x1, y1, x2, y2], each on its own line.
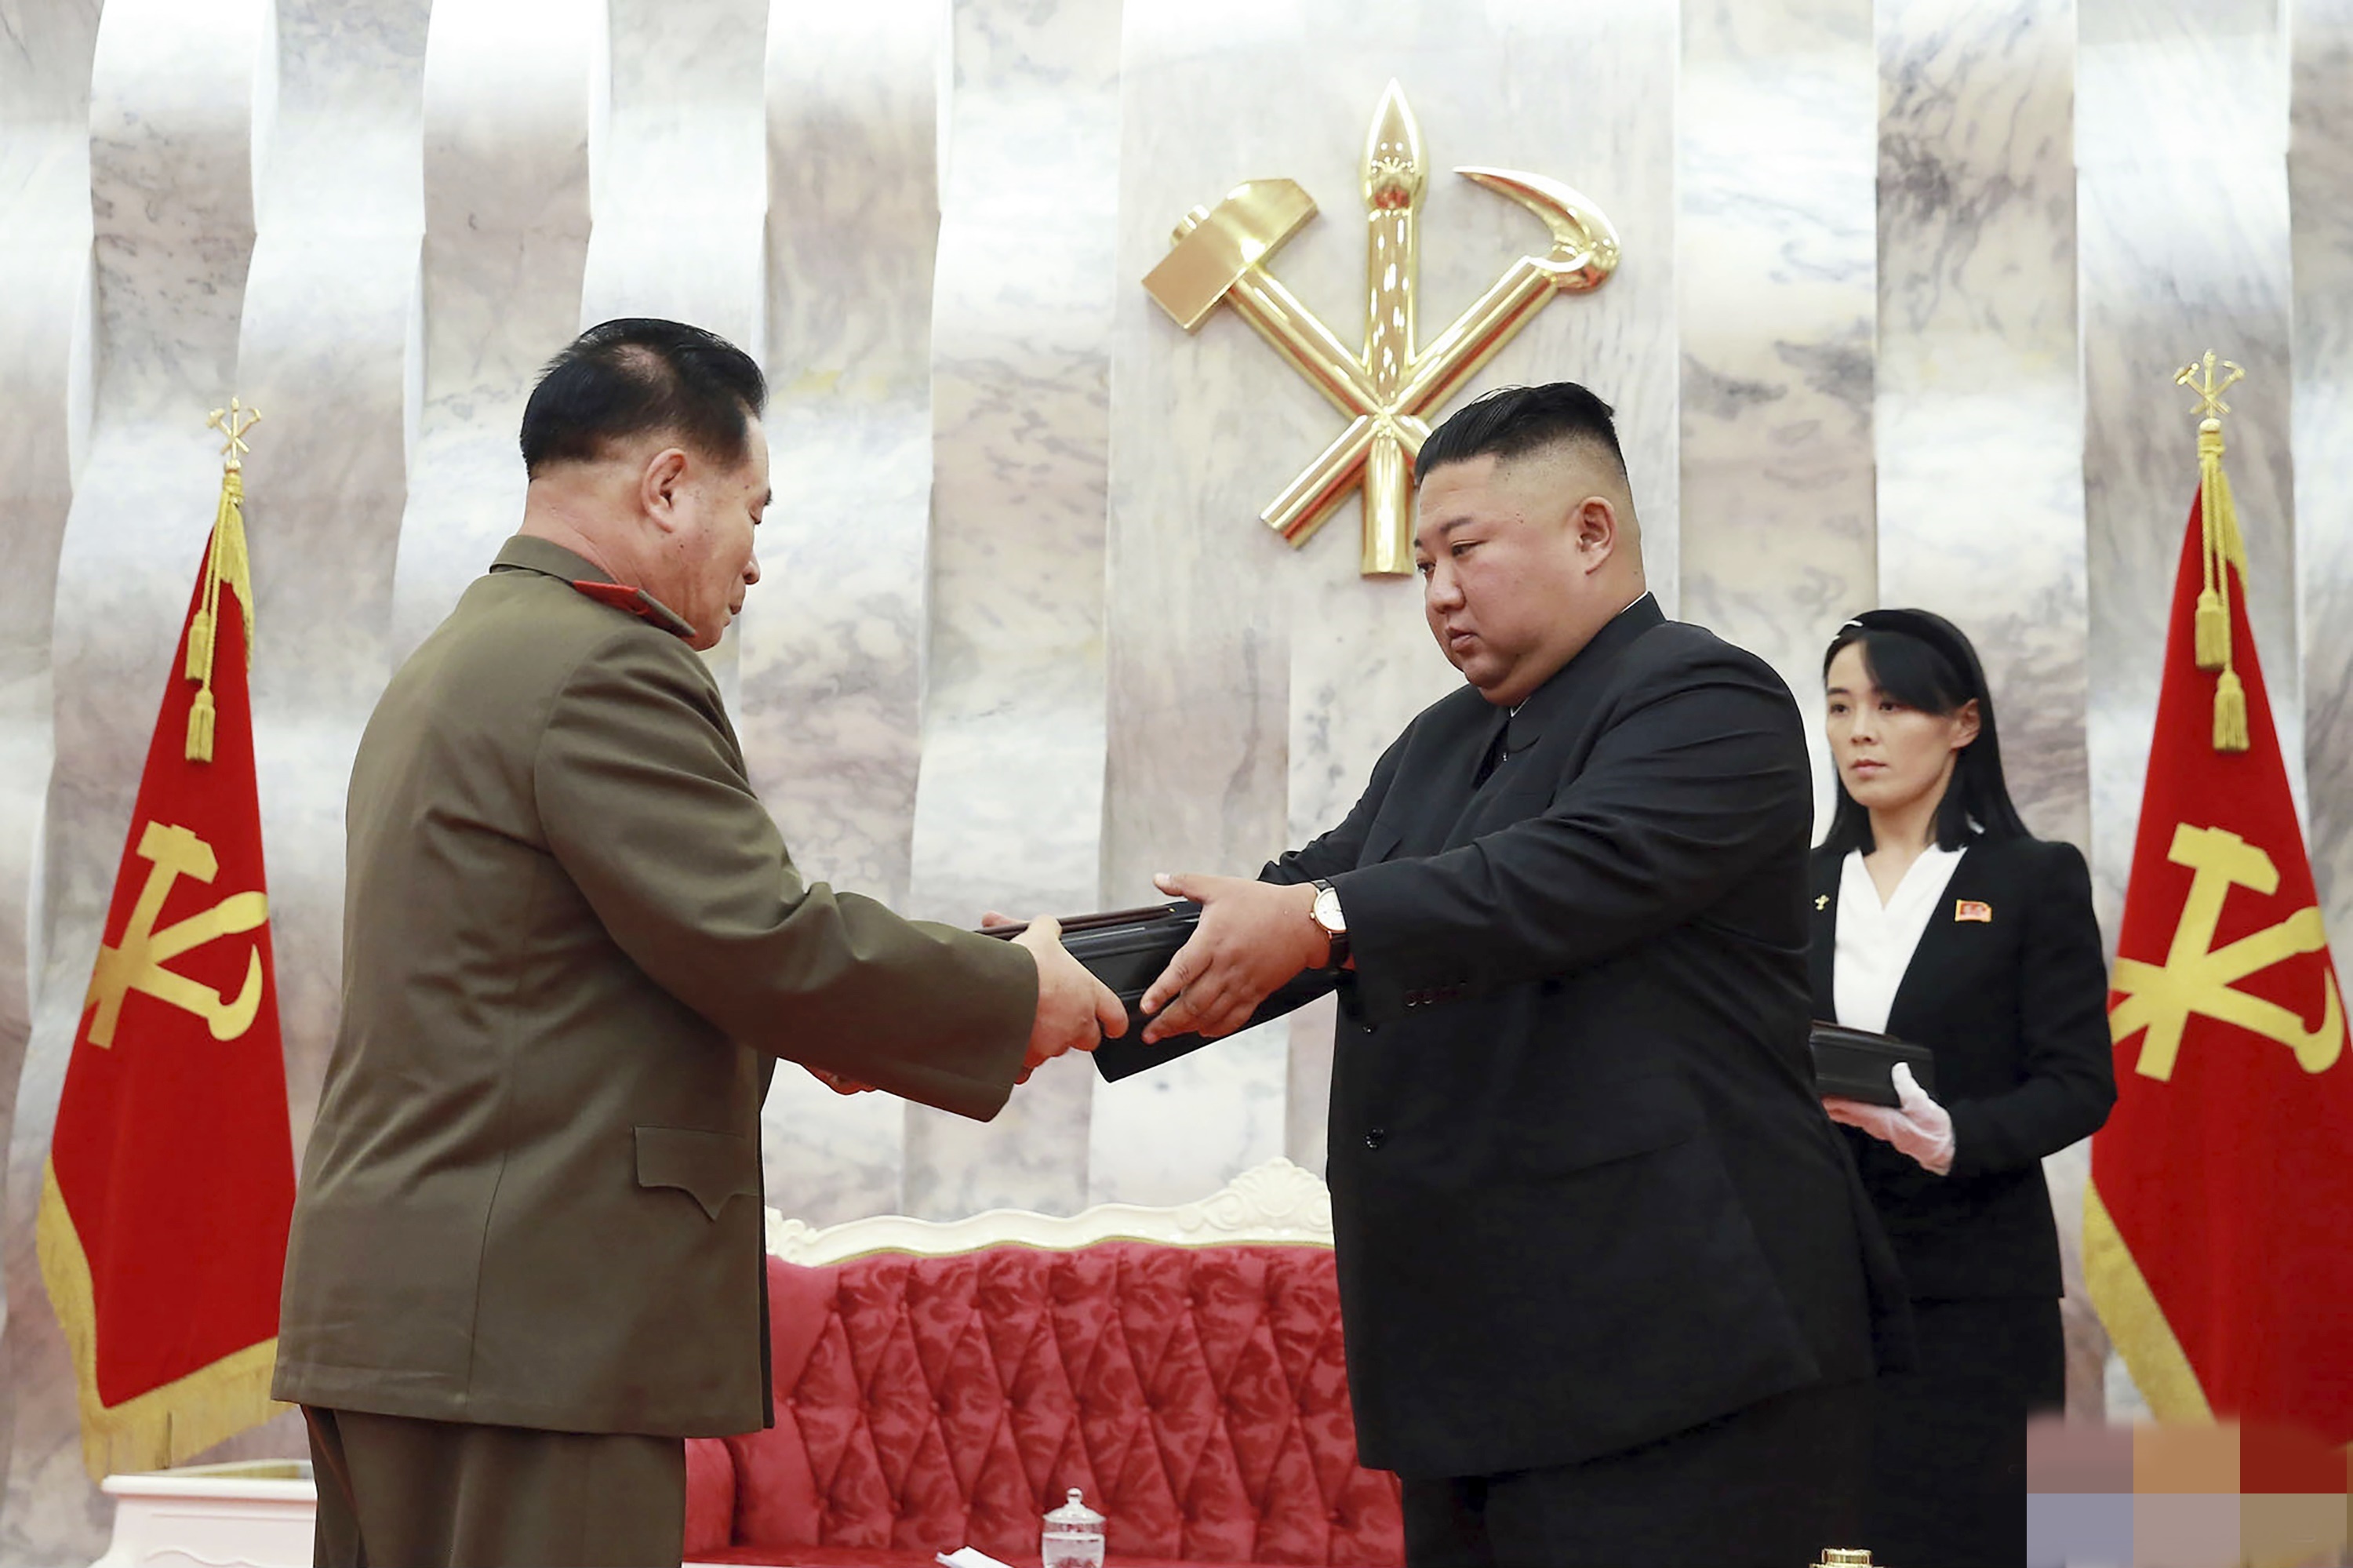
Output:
[1822, 1062, 1955, 1175]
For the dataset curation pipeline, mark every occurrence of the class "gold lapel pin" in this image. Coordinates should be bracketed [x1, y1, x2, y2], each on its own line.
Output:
[1955, 899, 1992, 923]
[1815, 894, 1830, 911]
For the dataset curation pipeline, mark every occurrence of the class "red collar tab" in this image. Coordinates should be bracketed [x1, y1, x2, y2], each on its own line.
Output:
[569, 580, 696, 640]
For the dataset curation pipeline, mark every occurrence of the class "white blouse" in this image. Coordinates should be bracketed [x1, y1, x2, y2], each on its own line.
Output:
[1832, 843, 1969, 1036]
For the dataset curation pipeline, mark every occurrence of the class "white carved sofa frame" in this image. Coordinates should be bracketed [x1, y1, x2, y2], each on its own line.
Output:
[761, 1157, 1335, 1264]
[85, 1160, 1337, 1568]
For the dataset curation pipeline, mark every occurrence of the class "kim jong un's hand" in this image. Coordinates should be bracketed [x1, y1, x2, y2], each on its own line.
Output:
[1011, 915, 1129, 1074]
[1138, 873, 1326, 1044]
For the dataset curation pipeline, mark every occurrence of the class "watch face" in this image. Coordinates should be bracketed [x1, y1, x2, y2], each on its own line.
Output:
[1314, 886, 1346, 933]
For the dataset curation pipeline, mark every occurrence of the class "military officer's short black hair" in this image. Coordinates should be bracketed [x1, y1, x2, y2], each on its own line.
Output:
[521, 318, 768, 477]
[1416, 381, 1627, 483]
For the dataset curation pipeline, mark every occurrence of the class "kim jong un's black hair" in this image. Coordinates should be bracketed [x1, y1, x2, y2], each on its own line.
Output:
[520, 318, 767, 478]
[1819, 609, 2031, 856]
[1415, 381, 1628, 482]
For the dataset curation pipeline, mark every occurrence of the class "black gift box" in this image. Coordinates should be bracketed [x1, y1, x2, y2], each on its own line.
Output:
[1808, 1021, 1937, 1108]
[987, 905, 1937, 1101]
[977, 902, 1330, 1081]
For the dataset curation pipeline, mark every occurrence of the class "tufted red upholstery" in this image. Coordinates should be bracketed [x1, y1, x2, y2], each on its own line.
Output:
[685, 1242, 1402, 1567]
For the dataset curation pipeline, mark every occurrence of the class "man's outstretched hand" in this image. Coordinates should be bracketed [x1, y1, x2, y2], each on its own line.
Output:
[1009, 914, 1129, 1078]
[1137, 873, 1326, 1044]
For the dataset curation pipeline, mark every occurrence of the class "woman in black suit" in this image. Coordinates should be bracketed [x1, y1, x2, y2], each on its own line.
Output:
[1811, 609, 2115, 1568]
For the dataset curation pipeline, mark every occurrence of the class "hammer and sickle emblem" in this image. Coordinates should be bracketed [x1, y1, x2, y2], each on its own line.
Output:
[1143, 82, 1620, 576]
[2109, 824, 2344, 1081]
[82, 820, 269, 1047]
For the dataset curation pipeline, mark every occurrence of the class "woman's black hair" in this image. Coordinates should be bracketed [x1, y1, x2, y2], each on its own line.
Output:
[1820, 608, 2031, 855]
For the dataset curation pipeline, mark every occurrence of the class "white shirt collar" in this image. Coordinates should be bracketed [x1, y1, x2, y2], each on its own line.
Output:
[1831, 842, 1969, 1036]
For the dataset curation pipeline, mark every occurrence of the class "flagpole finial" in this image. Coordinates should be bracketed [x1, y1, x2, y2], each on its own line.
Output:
[2176, 351, 2243, 432]
[205, 398, 260, 471]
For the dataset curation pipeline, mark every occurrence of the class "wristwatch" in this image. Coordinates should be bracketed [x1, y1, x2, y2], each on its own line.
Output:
[1310, 879, 1348, 967]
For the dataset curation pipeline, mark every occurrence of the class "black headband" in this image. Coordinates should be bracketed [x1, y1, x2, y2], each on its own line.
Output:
[1836, 609, 1989, 705]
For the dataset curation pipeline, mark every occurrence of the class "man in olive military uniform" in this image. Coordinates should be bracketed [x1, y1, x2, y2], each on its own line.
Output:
[274, 319, 1123, 1567]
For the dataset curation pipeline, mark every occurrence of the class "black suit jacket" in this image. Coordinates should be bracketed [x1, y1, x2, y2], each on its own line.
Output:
[1809, 835, 2115, 1300]
[1102, 597, 1906, 1479]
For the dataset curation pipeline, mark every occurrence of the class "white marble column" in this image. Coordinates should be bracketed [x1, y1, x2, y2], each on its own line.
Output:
[579, 0, 768, 706]
[2078, 0, 2295, 1421]
[1876, 0, 2088, 843]
[0, 0, 102, 1553]
[236, 0, 430, 1166]
[1875, 0, 2110, 1419]
[388, 0, 599, 664]
[159, 0, 437, 1479]
[2, 0, 273, 1555]
[1100, 0, 1679, 1205]
[900, 0, 1122, 1221]
[2289, 0, 2353, 951]
[2079, 0, 2298, 942]
[1676, 0, 1878, 832]
[741, 1, 944, 1225]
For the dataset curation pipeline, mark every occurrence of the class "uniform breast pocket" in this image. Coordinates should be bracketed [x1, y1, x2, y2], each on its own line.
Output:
[634, 1126, 760, 1220]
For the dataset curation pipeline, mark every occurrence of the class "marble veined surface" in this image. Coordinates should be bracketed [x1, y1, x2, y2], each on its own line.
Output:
[2, 4, 2351, 1557]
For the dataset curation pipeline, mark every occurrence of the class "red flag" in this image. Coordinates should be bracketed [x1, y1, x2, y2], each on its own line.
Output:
[36, 424, 296, 1478]
[2086, 406, 2353, 1442]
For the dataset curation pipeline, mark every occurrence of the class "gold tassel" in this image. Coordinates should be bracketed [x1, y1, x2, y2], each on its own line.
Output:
[2195, 417, 2252, 753]
[2177, 360, 2257, 756]
[215, 468, 254, 639]
[181, 457, 254, 767]
[2213, 670, 2249, 754]
[186, 689, 216, 762]
[2192, 591, 2227, 671]
[184, 609, 214, 680]
[2193, 422, 2235, 673]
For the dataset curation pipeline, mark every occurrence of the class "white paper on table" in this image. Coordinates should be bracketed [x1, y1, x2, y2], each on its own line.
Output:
[938, 1549, 1018, 1568]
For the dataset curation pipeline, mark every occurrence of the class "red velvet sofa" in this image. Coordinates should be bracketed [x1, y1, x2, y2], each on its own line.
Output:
[683, 1162, 1402, 1568]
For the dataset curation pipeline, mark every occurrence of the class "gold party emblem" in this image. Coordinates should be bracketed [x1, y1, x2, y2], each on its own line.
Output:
[2110, 824, 2344, 1080]
[84, 822, 269, 1046]
[1144, 82, 1620, 576]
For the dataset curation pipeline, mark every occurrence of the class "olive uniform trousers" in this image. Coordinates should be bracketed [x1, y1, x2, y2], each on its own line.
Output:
[304, 1406, 686, 1568]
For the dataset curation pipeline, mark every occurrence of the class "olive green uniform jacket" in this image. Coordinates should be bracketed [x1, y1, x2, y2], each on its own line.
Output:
[273, 537, 1034, 1437]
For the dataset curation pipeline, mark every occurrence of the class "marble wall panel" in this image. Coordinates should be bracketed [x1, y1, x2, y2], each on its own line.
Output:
[0, 3, 100, 1189]
[1877, 0, 2087, 844]
[582, 0, 765, 351]
[1874, 0, 2111, 1420]
[901, 0, 1122, 1221]
[2, 0, 272, 1555]
[151, 0, 438, 1480]
[2079, 0, 2295, 1422]
[2289, 1, 2353, 959]
[0, 0, 100, 1545]
[1676, 0, 1878, 834]
[2079, 0, 2298, 943]
[580, 0, 769, 705]
[238, 0, 429, 1167]
[1100, 0, 1679, 1206]
[742, 0, 943, 1225]
[387, 0, 598, 665]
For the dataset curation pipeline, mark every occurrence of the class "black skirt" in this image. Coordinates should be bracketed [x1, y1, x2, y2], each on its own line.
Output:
[1862, 1295, 2065, 1568]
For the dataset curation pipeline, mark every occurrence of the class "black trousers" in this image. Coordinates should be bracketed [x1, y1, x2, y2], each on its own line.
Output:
[304, 1406, 686, 1568]
[1400, 1377, 1871, 1568]
[1860, 1296, 2064, 1568]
